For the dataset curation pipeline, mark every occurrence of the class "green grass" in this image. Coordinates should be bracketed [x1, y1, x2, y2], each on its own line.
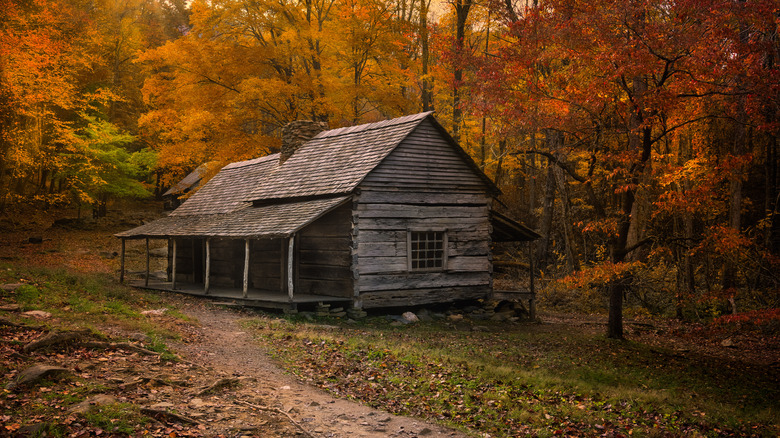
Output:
[0, 262, 184, 346]
[3, 261, 775, 436]
[0, 263, 192, 436]
[82, 402, 147, 434]
[245, 315, 779, 437]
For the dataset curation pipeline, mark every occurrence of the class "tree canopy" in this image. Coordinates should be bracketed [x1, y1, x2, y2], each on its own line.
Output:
[1, 0, 778, 334]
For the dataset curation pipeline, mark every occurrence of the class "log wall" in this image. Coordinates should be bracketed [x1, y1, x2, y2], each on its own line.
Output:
[172, 238, 203, 284]
[355, 119, 493, 308]
[297, 203, 353, 297]
[249, 238, 283, 293]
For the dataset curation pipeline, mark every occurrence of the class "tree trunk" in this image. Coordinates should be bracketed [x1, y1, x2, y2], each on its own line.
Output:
[494, 139, 506, 186]
[607, 277, 626, 339]
[452, 0, 472, 143]
[536, 163, 556, 268]
[675, 131, 696, 319]
[420, 0, 433, 112]
[765, 135, 778, 251]
[722, 0, 750, 314]
[607, 75, 651, 339]
[723, 93, 747, 313]
[553, 160, 580, 272]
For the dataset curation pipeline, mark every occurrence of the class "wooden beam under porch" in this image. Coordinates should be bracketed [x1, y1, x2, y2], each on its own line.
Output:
[129, 279, 352, 310]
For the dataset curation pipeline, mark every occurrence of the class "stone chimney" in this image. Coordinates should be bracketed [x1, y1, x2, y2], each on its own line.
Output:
[280, 120, 329, 164]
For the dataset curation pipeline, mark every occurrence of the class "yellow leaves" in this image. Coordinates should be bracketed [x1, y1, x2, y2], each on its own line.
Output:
[657, 156, 709, 188]
[135, 0, 424, 178]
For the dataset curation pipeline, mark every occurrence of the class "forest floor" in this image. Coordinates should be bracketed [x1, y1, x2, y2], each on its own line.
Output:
[0, 205, 466, 437]
[0, 205, 778, 437]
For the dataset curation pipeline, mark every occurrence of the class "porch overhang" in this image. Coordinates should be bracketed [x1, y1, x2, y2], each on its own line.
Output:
[115, 195, 351, 240]
[490, 211, 540, 242]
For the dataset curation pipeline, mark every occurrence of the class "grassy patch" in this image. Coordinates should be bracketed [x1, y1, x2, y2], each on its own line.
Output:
[82, 402, 147, 434]
[0, 263, 184, 344]
[245, 315, 779, 437]
[0, 263, 195, 436]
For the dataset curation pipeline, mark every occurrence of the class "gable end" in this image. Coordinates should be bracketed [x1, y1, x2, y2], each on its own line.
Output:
[360, 116, 500, 194]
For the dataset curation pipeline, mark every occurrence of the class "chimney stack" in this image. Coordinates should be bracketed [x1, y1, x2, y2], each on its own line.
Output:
[280, 120, 329, 164]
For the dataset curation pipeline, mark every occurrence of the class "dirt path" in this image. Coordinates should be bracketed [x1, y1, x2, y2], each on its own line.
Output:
[169, 297, 466, 438]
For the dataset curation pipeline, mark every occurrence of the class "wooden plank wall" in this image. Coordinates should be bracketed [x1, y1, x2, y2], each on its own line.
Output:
[356, 119, 493, 308]
[172, 238, 281, 291]
[249, 238, 283, 293]
[173, 238, 199, 283]
[298, 203, 353, 297]
[208, 239, 244, 287]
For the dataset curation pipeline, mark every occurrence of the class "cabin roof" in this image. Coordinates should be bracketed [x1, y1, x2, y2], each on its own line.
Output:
[116, 196, 350, 239]
[162, 162, 218, 197]
[169, 155, 277, 216]
[243, 112, 436, 202]
[490, 211, 541, 242]
[119, 112, 501, 239]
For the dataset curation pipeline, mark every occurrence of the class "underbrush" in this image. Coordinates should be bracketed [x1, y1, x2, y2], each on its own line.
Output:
[0, 263, 184, 354]
[0, 264, 195, 435]
[246, 315, 779, 437]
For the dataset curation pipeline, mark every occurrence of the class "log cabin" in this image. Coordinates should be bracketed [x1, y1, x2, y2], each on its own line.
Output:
[161, 162, 216, 210]
[117, 112, 539, 311]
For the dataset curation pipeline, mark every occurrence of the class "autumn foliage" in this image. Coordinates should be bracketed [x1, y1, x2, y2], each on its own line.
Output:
[1, 0, 779, 333]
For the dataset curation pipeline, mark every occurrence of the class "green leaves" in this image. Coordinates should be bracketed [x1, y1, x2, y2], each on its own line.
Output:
[62, 115, 153, 204]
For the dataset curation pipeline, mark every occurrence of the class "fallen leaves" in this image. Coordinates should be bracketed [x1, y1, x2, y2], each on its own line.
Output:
[250, 316, 779, 437]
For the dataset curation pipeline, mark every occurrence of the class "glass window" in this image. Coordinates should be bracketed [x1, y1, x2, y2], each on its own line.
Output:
[409, 231, 446, 271]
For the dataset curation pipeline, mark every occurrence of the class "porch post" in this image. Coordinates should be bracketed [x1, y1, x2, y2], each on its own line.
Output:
[119, 238, 125, 284]
[243, 239, 250, 298]
[287, 234, 295, 301]
[204, 237, 211, 294]
[171, 238, 177, 290]
[145, 238, 150, 287]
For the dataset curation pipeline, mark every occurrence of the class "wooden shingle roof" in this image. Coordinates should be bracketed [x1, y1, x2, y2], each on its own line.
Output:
[170, 155, 277, 216]
[162, 162, 218, 197]
[118, 112, 498, 239]
[244, 112, 432, 202]
[116, 196, 349, 239]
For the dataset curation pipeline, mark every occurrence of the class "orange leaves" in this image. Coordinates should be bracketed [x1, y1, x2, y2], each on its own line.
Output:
[699, 225, 753, 259]
[136, 0, 426, 183]
[577, 217, 618, 237]
[564, 260, 644, 290]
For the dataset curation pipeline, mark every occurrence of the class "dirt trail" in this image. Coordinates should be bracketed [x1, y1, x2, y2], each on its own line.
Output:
[170, 298, 466, 438]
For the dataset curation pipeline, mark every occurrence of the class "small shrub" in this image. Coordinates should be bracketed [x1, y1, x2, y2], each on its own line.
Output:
[714, 308, 780, 333]
[82, 402, 144, 434]
[14, 285, 41, 307]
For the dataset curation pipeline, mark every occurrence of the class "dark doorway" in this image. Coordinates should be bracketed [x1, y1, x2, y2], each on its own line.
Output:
[192, 239, 204, 284]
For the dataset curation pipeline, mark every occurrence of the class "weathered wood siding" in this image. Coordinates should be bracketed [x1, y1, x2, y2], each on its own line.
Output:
[297, 203, 353, 297]
[170, 238, 243, 287]
[208, 239, 244, 287]
[355, 119, 493, 308]
[249, 238, 283, 293]
[171, 238, 283, 292]
[172, 238, 203, 284]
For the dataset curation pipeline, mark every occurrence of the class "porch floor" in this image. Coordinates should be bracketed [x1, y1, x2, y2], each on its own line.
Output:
[129, 279, 352, 310]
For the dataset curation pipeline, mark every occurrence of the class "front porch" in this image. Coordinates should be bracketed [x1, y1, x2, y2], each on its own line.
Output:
[118, 230, 355, 311]
[130, 279, 352, 310]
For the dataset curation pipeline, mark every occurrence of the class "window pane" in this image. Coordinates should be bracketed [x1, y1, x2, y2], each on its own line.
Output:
[410, 231, 444, 272]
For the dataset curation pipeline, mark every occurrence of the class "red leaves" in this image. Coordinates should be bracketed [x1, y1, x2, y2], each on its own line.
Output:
[715, 308, 780, 328]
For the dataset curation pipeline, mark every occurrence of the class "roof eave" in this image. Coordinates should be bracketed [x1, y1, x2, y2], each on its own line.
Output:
[490, 211, 541, 242]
